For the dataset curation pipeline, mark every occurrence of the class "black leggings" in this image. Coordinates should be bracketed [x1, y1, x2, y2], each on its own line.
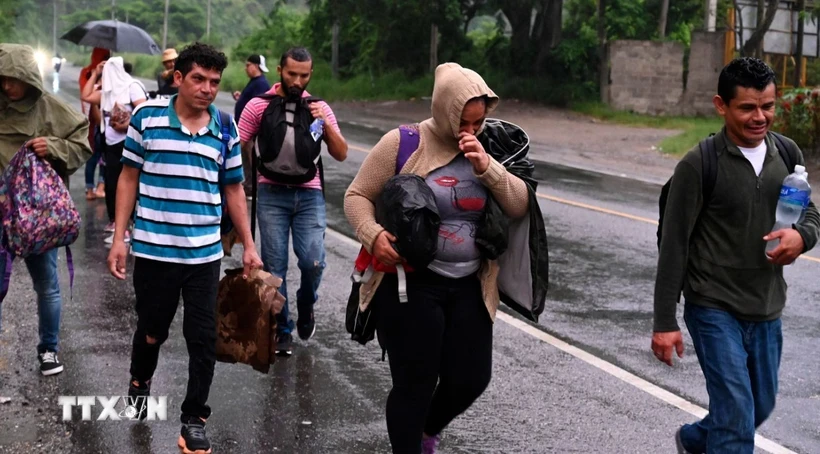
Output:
[376, 269, 493, 454]
[104, 140, 125, 223]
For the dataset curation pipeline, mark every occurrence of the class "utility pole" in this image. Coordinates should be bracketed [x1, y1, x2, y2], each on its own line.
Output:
[794, 0, 806, 87]
[111, 0, 115, 20]
[429, 24, 438, 73]
[658, 0, 669, 38]
[52, 0, 58, 54]
[206, 0, 211, 40]
[705, 0, 717, 32]
[331, 21, 339, 78]
[162, 0, 170, 50]
[598, 0, 608, 103]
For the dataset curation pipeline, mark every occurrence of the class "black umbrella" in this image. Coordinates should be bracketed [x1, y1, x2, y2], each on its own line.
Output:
[61, 20, 161, 55]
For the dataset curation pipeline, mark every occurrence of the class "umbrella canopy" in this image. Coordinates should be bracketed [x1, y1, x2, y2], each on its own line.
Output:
[61, 20, 161, 55]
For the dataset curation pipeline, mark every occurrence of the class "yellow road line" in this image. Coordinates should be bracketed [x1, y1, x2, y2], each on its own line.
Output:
[536, 193, 820, 265]
[536, 193, 659, 225]
[346, 142, 820, 264]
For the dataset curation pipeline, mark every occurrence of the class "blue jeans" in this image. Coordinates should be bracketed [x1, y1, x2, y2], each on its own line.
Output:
[257, 184, 327, 335]
[84, 145, 104, 189]
[680, 303, 782, 454]
[0, 248, 62, 353]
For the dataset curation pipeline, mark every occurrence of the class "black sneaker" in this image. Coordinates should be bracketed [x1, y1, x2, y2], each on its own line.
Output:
[38, 351, 64, 376]
[127, 377, 151, 421]
[296, 310, 316, 341]
[275, 332, 293, 357]
[675, 427, 691, 454]
[178, 415, 212, 454]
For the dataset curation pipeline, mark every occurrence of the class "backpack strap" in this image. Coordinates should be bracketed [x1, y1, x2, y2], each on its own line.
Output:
[66, 246, 74, 301]
[771, 131, 798, 172]
[0, 250, 12, 303]
[396, 124, 420, 174]
[217, 110, 232, 177]
[700, 135, 718, 203]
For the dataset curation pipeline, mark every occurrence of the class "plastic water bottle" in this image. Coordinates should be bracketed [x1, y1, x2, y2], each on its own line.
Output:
[309, 118, 324, 142]
[766, 165, 811, 253]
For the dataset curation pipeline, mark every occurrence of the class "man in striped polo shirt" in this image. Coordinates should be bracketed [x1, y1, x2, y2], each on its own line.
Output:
[106, 43, 262, 454]
[239, 47, 348, 356]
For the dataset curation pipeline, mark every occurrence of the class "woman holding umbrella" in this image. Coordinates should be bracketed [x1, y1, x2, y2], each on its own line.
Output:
[81, 57, 147, 243]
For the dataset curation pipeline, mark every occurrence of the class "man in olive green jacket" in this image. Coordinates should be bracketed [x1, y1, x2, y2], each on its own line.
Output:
[653, 57, 820, 454]
[0, 43, 91, 376]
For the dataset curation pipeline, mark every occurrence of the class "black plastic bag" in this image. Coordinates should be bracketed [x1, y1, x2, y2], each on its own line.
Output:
[346, 280, 380, 345]
[476, 196, 508, 260]
[375, 175, 441, 269]
[478, 119, 549, 322]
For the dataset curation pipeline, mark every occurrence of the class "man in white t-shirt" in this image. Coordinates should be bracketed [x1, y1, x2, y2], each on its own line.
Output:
[654, 57, 820, 454]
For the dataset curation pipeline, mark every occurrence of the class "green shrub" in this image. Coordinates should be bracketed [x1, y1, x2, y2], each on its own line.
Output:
[773, 88, 820, 157]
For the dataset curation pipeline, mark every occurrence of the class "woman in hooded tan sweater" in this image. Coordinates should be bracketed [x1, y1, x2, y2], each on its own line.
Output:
[344, 63, 529, 454]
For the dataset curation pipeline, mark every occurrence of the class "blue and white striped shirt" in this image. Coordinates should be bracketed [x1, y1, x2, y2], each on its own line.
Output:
[122, 96, 244, 264]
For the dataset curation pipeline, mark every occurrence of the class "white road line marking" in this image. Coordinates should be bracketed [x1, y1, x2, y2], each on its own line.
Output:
[325, 228, 798, 454]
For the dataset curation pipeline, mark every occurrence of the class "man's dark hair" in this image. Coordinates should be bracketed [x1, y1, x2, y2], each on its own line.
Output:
[174, 42, 228, 78]
[123, 62, 133, 74]
[279, 47, 312, 69]
[717, 57, 777, 105]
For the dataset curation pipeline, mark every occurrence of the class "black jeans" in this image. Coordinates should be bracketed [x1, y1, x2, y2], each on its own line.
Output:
[103, 140, 124, 223]
[376, 269, 493, 454]
[129, 258, 221, 422]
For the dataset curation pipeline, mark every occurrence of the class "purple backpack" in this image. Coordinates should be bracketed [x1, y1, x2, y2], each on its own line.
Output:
[0, 146, 80, 302]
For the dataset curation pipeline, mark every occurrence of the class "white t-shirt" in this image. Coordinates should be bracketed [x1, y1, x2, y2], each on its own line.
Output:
[104, 83, 147, 145]
[738, 142, 767, 176]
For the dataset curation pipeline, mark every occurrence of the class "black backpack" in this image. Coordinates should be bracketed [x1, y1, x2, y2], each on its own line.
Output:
[657, 132, 799, 249]
[255, 94, 324, 185]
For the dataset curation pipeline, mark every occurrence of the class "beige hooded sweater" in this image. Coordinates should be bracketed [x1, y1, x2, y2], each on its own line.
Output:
[344, 63, 530, 321]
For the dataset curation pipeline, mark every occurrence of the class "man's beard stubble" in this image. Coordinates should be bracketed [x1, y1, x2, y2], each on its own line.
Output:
[281, 76, 307, 101]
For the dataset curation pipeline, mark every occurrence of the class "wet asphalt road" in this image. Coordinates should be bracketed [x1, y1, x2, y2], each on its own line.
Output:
[1, 67, 820, 453]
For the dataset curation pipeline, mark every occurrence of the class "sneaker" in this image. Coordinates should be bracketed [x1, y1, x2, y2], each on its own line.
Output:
[675, 427, 691, 454]
[296, 310, 316, 341]
[104, 222, 115, 233]
[178, 416, 211, 454]
[38, 351, 64, 376]
[421, 434, 441, 454]
[127, 377, 151, 421]
[275, 333, 293, 357]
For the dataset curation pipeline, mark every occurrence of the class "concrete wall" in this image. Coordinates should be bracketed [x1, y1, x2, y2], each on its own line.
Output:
[608, 40, 685, 115]
[606, 32, 725, 116]
[679, 32, 725, 116]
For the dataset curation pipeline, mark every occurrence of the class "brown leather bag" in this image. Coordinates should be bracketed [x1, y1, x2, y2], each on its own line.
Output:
[215, 268, 286, 373]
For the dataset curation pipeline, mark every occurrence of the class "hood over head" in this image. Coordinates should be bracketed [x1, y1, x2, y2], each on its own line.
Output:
[430, 62, 498, 141]
[0, 44, 44, 112]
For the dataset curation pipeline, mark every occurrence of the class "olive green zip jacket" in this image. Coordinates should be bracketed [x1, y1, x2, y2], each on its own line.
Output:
[654, 129, 820, 331]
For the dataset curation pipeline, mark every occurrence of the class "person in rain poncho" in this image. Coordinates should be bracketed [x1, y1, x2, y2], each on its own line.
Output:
[0, 43, 91, 376]
[344, 63, 529, 454]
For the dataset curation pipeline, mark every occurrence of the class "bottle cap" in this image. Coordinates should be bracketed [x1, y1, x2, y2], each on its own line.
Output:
[795, 165, 806, 174]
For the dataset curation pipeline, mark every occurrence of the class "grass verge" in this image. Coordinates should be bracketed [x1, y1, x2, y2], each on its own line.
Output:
[572, 102, 724, 156]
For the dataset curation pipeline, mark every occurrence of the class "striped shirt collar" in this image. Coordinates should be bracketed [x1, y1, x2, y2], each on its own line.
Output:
[166, 94, 220, 137]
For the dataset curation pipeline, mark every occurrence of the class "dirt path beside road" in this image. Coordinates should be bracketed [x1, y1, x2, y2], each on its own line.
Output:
[332, 99, 682, 184]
